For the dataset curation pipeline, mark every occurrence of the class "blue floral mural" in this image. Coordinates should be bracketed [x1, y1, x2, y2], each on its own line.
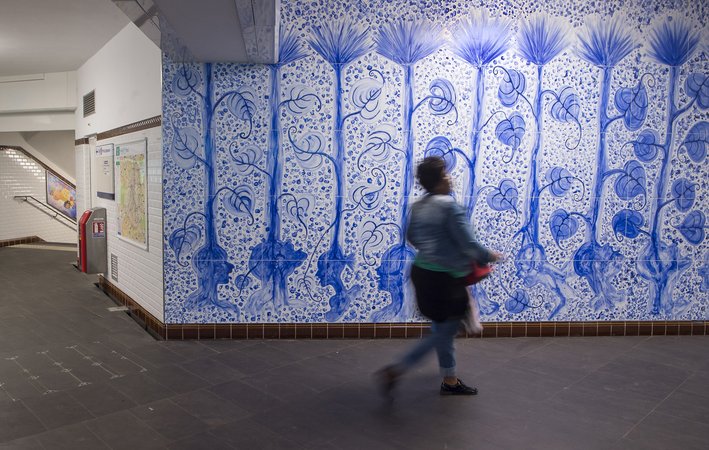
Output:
[163, 0, 708, 324]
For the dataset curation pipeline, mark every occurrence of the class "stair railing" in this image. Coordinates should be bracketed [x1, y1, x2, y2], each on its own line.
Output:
[13, 195, 77, 230]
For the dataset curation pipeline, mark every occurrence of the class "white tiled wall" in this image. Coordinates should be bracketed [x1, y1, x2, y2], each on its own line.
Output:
[81, 127, 164, 321]
[0, 149, 76, 243]
[74, 143, 91, 220]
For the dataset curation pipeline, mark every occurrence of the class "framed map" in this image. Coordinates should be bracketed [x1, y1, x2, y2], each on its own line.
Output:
[46, 172, 77, 220]
[115, 139, 148, 249]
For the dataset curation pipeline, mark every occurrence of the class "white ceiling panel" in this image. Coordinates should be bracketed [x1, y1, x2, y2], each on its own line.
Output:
[0, 0, 130, 77]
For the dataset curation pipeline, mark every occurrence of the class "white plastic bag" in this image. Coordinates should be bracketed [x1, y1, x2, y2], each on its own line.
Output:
[463, 290, 483, 335]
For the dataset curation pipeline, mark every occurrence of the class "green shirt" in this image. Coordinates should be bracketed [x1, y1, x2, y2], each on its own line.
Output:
[414, 256, 469, 278]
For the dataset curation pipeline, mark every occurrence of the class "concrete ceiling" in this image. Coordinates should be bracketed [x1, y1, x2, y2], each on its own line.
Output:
[0, 0, 130, 77]
[151, 0, 278, 63]
[0, 0, 279, 79]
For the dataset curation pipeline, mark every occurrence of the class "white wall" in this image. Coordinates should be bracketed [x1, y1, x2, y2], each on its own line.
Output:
[75, 142, 92, 224]
[0, 149, 76, 243]
[73, 20, 163, 320]
[75, 23, 162, 138]
[0, 72, 76, 132]
[0, 132, 76, 183]
[82, 128, 164, 321]
[21, 131, 76, 178]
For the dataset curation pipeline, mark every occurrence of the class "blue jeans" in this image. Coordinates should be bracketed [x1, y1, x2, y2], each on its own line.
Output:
[395, 318, 461, 378]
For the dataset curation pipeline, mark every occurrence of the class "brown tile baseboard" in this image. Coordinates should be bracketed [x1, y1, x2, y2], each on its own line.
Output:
[96, 115, 161, 141]
[0, 236, 44, 248]
[96, 277, 709, 340]
[163, 320, 709, 340]
[98, 275, 166, 339]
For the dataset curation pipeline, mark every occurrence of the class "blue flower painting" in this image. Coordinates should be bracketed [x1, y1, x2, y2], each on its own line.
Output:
[634, 17, 704, 316]
[306, 21, 373, 321]
[572, 17, 638, 312]
[493, 14, 579, 319]
[369, 19, 456, 322]
[163, 0, 708, 324]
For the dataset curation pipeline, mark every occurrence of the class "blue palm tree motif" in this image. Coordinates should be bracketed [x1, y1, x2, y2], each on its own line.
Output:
[167, 63, 256, 313]
[370, 19, 457, 321]
[306, 21, 375, 321]
[571, 17, 638, 311]
[449, 12, 511, 316]
[626, 18, 705, 316]
[497, 14, 579, 319]
[237, 27, 316, 315]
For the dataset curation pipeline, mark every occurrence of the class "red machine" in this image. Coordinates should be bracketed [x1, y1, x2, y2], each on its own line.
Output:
[77, 208, 107, 274]
[78, 210, 92, 272]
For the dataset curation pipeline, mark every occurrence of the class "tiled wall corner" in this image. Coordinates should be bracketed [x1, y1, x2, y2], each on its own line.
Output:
[0, 149, 76, 243]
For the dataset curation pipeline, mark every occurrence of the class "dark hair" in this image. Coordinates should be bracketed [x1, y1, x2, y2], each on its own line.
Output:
[416, 156, 446, 192]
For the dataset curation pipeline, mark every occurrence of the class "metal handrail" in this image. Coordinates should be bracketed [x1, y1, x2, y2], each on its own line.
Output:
[13, 195, 77, 230]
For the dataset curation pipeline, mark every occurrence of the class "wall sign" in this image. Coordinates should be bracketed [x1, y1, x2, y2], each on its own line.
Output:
[92, 219, 105, 238]
[94, 143, 115, 200]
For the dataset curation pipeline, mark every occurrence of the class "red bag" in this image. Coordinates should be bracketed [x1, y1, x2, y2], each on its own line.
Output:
[462, 262, 492, 286]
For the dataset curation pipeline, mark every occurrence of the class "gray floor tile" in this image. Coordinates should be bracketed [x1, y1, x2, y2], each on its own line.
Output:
[207, 379, 285, 414]
[473, 365, 568, 402]
[178, 355, 245, 385]
[69, 382, 137, 417]
[161, 341, 218, 361]
[108, 372, 175, 405]
[0, 376, 47, 401]
[129, 399, 209, 440]
[0, 435, 44, 450]
[144, 364, 210, 394]
[210, 418, 304, 449]
[85, 410, 169, 450]
[21, 391, 94, 430]
[250, 401, 357, 447]
[166, 431, 235, 450]
[632, 336, 709, 371]
[0, 399, 46, 442]
[34, 422, 109, 449]
[193, 339, 260, 353]
[573, 364, 689, 402]
[171, 389, 250, 427]
[623, 411, 709, 450]
[655, 389, 709, 425]
[211, 348, 280, 375]
[122, 343, 187, 369]
[677, 370, 709, 397]
[239, 367, 320, 401]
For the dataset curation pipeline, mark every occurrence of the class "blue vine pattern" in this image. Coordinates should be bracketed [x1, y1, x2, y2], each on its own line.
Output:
[163, 0, 708, 324]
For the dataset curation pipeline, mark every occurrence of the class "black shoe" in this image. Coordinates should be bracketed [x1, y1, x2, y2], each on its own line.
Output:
[375, 366, 399, 398]
[440, 379, 478, 396]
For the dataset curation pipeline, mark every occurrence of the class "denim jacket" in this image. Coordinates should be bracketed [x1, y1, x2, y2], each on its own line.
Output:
[406, 194, 494, 273]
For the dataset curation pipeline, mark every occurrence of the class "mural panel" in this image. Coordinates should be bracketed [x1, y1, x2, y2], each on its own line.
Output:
[163, 0, 708, 324]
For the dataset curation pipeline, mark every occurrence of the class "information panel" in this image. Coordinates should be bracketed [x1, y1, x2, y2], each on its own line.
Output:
[115, 139, 148, 249]
[94, 143, 115, 200]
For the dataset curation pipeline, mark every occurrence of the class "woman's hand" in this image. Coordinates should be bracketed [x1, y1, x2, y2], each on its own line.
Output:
[490, 252, 505, 263]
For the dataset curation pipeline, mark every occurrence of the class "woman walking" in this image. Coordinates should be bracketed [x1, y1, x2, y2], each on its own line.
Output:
[377, 156, 501, 397]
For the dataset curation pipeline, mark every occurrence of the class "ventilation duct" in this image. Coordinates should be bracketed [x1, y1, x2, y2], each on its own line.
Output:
[83, 90, 95, 117]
